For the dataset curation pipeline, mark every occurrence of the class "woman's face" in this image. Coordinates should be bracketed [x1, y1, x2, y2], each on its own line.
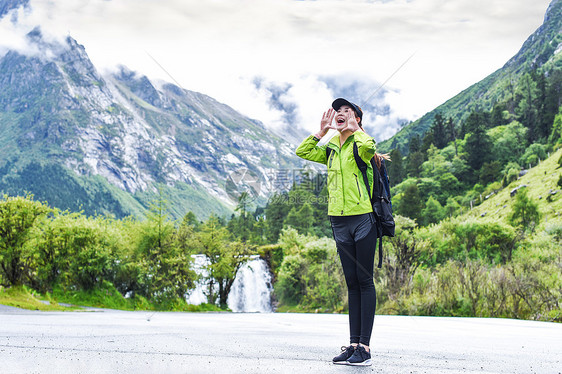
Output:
[335, 105, 358, 131]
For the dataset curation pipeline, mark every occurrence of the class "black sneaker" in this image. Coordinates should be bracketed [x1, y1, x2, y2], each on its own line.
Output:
[347, 345, 372, 366]
[332, 345, 355, 364]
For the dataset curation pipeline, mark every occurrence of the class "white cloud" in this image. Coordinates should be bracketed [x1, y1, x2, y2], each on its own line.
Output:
[0, 5, 39, 57]
[0, 0, 553, 142]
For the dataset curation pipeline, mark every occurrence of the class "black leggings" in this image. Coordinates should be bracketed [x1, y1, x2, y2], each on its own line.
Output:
[330, 213, 377, 346]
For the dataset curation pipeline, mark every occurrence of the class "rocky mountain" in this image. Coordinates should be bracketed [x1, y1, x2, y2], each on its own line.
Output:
[0, 28, 299, 219]
[379, 0, 562, 154]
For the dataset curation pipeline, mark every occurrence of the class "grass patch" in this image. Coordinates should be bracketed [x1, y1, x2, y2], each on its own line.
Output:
[52, 282, 152, 311]
[466, 148, 562, 226]
[0, 285, 76, 311]
[51, 281, 226, 312]
[275, 303, 337, 313]
[173, 303, 226, 312]
[1, 282, 227, 313]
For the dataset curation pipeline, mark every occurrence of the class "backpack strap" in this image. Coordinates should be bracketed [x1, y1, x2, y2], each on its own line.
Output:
[326, 147, 334, 168]
[379, 159, 392, 208]
[352, 144, 372, 201]
[353, 143, 383, 268]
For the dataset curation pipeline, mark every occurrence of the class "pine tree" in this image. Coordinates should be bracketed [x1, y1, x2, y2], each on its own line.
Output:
[545, 69, 562, 117]
[421, 196, 445, 226]
[285, 203, 314, 235]
[431, 113, 448, 149]
[535, 71, 550, 141]
[406, 151, 425, 178]
[491, 103, 508, 127]
[234, 192, 251, 242]
[464, 112, 493, 171]
[398, 184, 423, 223]
[421, 131, 434, 154]
[548, 108, 562, 146]
[408, 135, 421, 153]
[264, 192, 290, 243]
[388, 148, 404, 185]
[446, 117, 458, 155]
[516, 73, 539, 143]
[181, 211, 199, 228]
[311, 184, 331, 238]
[479, 161, 502, 186]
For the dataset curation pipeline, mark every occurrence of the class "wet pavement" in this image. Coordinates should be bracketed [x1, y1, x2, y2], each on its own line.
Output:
[1, 306, 561, 373]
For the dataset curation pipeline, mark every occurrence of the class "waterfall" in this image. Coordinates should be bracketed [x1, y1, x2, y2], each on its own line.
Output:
[186, 254, 273, 313]
[227, 256, 273, 313]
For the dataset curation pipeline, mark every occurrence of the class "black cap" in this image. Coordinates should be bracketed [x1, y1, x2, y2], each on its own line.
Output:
[331, 98, 363, 121]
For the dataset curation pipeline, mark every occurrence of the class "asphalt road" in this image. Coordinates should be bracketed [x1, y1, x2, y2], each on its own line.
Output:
[1, 305, 561, 374]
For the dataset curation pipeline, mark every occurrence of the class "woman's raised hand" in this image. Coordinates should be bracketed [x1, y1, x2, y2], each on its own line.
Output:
[342, 110, 361, 133]
[315, 108, 336, 139]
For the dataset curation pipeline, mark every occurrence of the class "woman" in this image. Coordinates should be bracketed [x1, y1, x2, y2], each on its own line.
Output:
[295, 98, 377, 366]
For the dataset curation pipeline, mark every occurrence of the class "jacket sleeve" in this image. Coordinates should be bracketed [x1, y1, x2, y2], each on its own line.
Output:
[353, 131, 377, 163]
[295, 135, 328, 165]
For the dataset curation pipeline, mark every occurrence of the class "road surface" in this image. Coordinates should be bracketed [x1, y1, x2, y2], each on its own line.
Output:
[1, 305, 561, 373]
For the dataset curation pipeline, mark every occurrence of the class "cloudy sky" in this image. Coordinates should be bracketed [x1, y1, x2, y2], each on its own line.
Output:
[0, 0, 553, 141]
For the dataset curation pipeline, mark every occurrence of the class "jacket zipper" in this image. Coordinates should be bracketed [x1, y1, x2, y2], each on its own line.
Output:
[340, 148, 344, 215]
[354, 173, 362, 199]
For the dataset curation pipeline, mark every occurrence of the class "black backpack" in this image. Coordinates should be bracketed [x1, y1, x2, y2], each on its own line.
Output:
[326, 144, 395, 268]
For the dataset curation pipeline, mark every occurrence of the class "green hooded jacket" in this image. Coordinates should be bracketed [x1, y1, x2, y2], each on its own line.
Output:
[295, 131, 376, 216]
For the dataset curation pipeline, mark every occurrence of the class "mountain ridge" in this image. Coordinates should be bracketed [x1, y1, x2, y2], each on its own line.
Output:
[379, 0, 562, 154]
[0, 28, 300, 219]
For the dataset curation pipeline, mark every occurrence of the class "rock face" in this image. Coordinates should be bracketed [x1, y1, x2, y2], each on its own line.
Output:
[0, 29, 300, 219]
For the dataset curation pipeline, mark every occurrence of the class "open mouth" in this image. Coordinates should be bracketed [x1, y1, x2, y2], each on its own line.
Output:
[336, 118, 345, 124]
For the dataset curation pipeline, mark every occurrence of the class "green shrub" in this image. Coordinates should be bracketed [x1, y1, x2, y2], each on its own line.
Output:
[508, 187, 541, 231]
[0, 194, 51, 286]
[303, 237, 333, 262]
[274, 232, 345, 312]
[64, 216, 118, 290]
[275, 254, 307, 305]
[502, 167, 520, 186]
[302, 257, 346, 312]
[423, 218, 518, 265]
[257, 244, 284, 277]
[520, 143, 547, 167]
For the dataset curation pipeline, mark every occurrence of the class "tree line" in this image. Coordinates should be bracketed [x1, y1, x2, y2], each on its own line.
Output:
[0, 193, 251, 310]
[272, 212, 561, 321]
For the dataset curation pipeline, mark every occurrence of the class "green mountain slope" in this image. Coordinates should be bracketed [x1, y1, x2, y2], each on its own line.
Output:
[464, 148, 562, 224]
[380, 0, 562, 154]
